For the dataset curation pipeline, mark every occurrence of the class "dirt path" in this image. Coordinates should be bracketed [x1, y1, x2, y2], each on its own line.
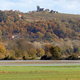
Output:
[0, 60, 80, 66]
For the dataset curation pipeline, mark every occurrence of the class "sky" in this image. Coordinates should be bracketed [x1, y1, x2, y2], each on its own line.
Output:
[0, 0, 80, 14]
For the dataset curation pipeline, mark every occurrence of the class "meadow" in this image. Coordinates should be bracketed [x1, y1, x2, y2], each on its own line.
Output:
[0, 66, 80, 80]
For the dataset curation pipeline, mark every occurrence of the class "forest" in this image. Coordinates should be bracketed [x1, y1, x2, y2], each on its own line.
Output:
[0, 10, 80, 60]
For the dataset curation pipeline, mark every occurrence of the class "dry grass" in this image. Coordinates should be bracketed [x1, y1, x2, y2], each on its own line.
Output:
[21, 12, 80, 21]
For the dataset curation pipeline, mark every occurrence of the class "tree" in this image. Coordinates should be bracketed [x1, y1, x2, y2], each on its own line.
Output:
[21, 15, 26, 19]
[0, 30, 2, 36]
[0, 44, 6, 55]
[66, 53, 78, 60]
[45, 32, 53, 38]
[36, 32, 42, 38]
[14, 49, 22, 58]
[33, 41, 41, 49]
[45, 44, 52, 54]
[23, 51, 29, 60]
[50, 46, 62, 59]
[16, 39, 27, 52]
[28, 48, 37, 59]
[74, 47, 80, 53]
[0, 11, 8, 22]
[50, 10, 53, 13]
[5, 50, 16, 60]
[0, 44, 6, 59]
[14, 14, 19, 22]
[36, 48, 45, 57]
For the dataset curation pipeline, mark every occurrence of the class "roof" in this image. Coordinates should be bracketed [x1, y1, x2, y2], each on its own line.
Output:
[18, 14, 22, 17]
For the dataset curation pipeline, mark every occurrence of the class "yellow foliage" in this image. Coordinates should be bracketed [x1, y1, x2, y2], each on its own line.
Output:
[0, 44, 6, 55]
[28, 48, 37, 57]
[37, 48, 45, 57]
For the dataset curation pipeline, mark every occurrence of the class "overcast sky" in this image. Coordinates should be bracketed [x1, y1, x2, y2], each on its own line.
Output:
[0, 0, 80, 14]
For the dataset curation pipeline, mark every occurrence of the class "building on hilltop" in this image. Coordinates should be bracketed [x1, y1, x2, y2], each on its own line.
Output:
[8, 35, 18, 39]
[39, 8, 45, 11]
[8, 35, 14, 39]
[37, 5, 58, 13]
[45, 9, 50, 12]
[18, 14, 22, 17]
[50, 10, 58, 13]
[37, 5, 45, 11]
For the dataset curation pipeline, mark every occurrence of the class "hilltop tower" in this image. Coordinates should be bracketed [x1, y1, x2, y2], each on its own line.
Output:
[37, 5, 40, 11]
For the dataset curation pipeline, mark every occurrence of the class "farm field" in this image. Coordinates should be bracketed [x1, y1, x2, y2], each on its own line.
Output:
[0, 66, 80, 80]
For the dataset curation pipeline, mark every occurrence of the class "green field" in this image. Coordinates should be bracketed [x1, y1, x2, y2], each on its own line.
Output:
[0, 66, 80, 80]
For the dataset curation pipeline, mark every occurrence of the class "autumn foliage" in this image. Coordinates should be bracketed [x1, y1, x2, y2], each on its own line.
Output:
[0, 10, 80, 42]
[0, 44, 6, 59]
[0, 10, 80, 60]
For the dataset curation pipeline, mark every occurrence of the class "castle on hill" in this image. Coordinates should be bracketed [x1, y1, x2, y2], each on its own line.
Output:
[37, 5, 58, 13]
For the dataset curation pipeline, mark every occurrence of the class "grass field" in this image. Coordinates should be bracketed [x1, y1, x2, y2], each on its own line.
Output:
[0, 66, 80, 80]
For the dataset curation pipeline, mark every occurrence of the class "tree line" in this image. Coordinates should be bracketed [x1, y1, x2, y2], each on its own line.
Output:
[0, 39, 79, 60]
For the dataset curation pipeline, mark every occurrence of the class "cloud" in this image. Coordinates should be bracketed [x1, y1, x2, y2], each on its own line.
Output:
[60, 3, 80, 14]
[0, 0, 35, 12]
[53, 0, 80, 3]
[0, 0, 15, 10]
[51, 0, 80, 14]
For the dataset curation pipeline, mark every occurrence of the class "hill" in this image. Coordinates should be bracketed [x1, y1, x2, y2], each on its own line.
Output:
[0, 10, 80, 59]
[21, 11, 80, 21]
[0, 10, 80, 42]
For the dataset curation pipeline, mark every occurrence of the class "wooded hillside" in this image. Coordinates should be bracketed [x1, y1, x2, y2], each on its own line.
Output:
[0, 10, 80, 42]
[0, 10, 80, 59]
